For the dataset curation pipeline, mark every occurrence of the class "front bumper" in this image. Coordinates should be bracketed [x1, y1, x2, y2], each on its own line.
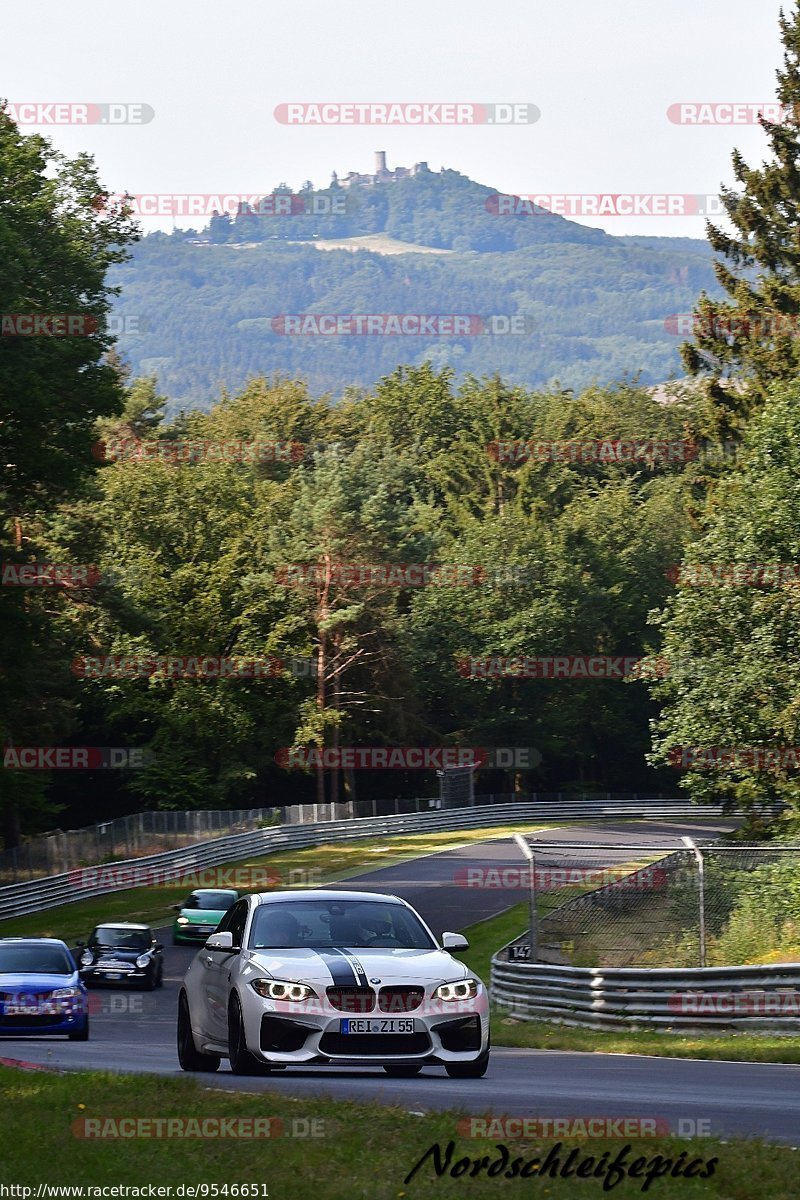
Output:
[0, 1009, 88, 1036]
[174, 925, 217, 943]
[81, 965, 152, 986]
[237, 992, 489, 1066]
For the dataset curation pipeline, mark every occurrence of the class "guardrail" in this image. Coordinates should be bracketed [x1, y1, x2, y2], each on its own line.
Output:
[490, 958, 800, 1032]
[0, 795, 740, 921]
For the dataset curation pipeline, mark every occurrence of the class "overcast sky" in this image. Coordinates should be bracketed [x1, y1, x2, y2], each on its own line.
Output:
[1, 0, 789, 237]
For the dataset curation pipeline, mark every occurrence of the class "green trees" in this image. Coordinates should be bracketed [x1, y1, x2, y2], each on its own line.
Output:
[649, 382, 800, 815]
[0, 106, 137, 844]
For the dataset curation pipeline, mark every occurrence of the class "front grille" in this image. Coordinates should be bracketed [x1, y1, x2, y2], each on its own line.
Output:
[433, 1015, 482, 1052]
[326, 986, 375, 1013]
[319, 1031, 430, 1056]
[260, 1016, 311, 1053]
[378, 987, 424, 1013]
[0, 1014, 65, 1028]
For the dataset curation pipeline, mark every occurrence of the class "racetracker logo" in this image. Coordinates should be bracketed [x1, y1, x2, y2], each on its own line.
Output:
[454, 866, 668, 890]
[5, 103, 154, 125]
[92, 193, 347, 217]
[485, 194, 722, 217]
[668, 746, 800, 770]
[665, 313, 800, 338]
[2, 746, 149, 769]
[456, 1117, 669, 1138]
[0, 314, 145, 337]
[86, 994, 158, 1017]
[275, 746, 541, 770]
[666, 102, 800, 125]
[488, 440, 697, 464]
[274, 102, 540, 125]
[71, 655, 318, 680]
[668, 992, 800, 1014]
[0, 314, 99, 336]
[68, 865, 301, 890]
[270, 314, 534, 336]
[457, 656, 648, 680]
[93, 438, 305, 464]
[1, 564, 102, 587]
[666, 564, 800, 585]
[276, 563, 484, 587]
[72, 1117, 325, 1139]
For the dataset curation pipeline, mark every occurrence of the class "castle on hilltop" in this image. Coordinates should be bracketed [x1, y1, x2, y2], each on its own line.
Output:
[333, 151, 433, 189]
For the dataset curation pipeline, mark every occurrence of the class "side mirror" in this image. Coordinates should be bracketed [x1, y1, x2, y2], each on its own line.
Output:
[75, 941, 85, 948]
[155, 943, 164, 952]
[171, 904, 182, 912]
[442, 932, 469, 951]
[205, 931, 235, 952]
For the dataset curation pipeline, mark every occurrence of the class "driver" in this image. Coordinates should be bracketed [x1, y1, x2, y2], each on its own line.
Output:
[260, 909, 300, 948]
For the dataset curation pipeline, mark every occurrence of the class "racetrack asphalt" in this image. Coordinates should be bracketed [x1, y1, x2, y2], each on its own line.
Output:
[5, 818, 799, 1145]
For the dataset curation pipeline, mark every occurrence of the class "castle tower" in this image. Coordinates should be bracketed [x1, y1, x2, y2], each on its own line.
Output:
[375, 150, 388, 176]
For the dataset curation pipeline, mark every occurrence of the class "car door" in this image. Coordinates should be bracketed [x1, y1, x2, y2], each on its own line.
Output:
[200, 899, 248, 1043]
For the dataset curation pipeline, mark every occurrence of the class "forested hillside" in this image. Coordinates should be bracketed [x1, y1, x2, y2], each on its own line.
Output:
[109, 169, 718, 409]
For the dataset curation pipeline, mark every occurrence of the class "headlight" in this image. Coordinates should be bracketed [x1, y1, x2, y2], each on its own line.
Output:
[251, 979, 317, 1002]
[432, 979, 479, 1002]
[80, 950, 94, 967]
[135, 954, 151, 968]
[50, 987, 82, 1001]
[176, 917, 189, 925]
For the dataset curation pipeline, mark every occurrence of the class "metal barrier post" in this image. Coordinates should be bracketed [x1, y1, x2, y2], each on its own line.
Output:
[514, 833, 538, 962]
[681, 836, 706, 968]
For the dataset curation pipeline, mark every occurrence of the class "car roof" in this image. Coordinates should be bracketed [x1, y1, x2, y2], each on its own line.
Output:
[249, 889, 405, 905]
[0, 937, 71, 947]
[93, 923, 150, 931]
[186, 888, 237, 897]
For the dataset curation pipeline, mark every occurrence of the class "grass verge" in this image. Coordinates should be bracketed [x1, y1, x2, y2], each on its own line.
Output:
[0, 1065, 793, 1197]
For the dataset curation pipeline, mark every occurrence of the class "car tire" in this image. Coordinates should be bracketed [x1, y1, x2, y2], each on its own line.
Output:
[144, 968, 158, 991]
[177, 992, 220, 1072]
[228, 994, 266, 1075]
[156, 964, 164, 989]
[68, 1018, 89, 1042]
[383, 1065, 423, 1077]
[444, 1048, 490, 1079]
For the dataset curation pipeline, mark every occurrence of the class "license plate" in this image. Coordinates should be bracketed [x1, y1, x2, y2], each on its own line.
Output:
[104, 973, 122, 980]
[340, 1018, 415, 1034]
[5, 1003, 41, 1015]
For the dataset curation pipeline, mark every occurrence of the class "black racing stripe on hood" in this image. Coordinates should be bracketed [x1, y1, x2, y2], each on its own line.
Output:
[312, 948, 359, 986]
[338, 950, 369, 986]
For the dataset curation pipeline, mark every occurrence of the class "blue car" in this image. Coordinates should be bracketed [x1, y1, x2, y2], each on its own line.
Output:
[0, 938, 89, 1040]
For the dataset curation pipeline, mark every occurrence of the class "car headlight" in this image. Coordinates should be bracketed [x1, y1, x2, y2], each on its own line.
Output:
[80, 950, 94, 967]
[432, 979, 480, 1002]
[50, 987, 82, 1001]
[251, 979, 317, 1002]
[135, 954, 151, 968]
[176, 917, 189, 925]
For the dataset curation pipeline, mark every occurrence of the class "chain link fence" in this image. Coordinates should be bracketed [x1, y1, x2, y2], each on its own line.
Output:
[0, 808, 281, 884]
[509, 841, 800, 968]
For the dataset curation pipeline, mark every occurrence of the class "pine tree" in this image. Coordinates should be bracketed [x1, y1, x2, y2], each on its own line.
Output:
[683, 3, 800, 440]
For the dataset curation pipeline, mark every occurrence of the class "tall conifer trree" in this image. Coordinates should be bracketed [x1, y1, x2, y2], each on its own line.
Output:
[683, 3, 800, 440]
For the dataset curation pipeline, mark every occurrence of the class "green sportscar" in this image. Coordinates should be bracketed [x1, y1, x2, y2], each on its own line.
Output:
[172, 889, 239, 945]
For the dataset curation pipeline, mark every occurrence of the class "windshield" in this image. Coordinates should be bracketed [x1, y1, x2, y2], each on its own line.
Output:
[0, 944, 74, 975]
[249, 900, 436, 951]
[90, 928, 150, 950]
[183, 891, 236, 911]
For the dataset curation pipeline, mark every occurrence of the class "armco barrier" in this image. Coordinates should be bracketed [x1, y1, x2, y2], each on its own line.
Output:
[0, 795, 740, 921]
[490, 958, 800, 1032]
